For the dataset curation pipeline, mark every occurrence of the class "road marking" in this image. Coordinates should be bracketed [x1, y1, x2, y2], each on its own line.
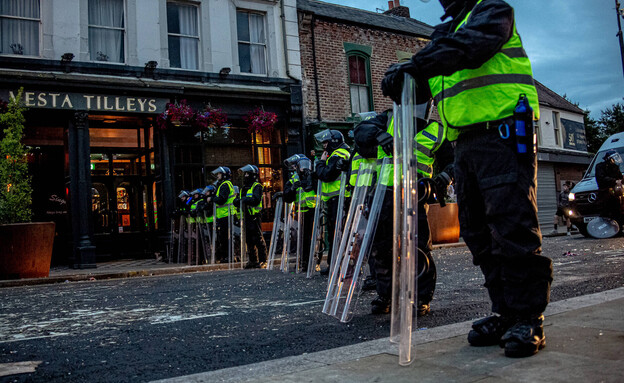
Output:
[0, 333, 69, 344]
[288, 299, 325, 307]
[149, 312, 228, 324]
[0, 361, 42, 377]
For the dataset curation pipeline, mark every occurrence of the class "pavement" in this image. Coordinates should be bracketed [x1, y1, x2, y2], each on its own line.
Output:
[2, 241, 623, 383]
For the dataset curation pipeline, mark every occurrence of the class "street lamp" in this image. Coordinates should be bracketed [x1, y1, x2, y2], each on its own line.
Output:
[616, 0, 624, 77]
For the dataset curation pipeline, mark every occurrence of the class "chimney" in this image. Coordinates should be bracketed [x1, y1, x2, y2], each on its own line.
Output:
[384, 2, 410, 18]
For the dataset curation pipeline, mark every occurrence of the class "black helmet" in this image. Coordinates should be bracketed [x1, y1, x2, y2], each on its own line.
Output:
[439, 0, 470, 20]
[178, 190, 190, 199]
[211, 166, 231, 179]
[314, 129, 345, 152]
[191, 188, 203, 196]
[239, 164, 259, 174]
[604, 149, 622, 165]
[202, 185, 216, 195]
[297, 157, 312, 173]
[284, 154, 305, 171]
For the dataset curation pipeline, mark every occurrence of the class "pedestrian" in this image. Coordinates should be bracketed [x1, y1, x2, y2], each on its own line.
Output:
[381, 0, 553, 357]
[210, 166, 236, 263]
[353, 106, 454, 317]
[236, 164, 268, 269]
[314, 130, 351, 275]
[282, 154, 316, 271]
[551, 182, 572, 236]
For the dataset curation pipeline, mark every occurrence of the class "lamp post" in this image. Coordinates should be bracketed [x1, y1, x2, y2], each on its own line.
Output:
[616, 0, 624, 77]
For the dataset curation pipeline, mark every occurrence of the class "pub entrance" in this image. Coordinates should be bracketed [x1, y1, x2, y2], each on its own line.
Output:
[89, 116, 161, 259]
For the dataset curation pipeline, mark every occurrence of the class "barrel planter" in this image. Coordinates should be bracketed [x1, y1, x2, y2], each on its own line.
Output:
[428, 203, 460, 244]
[0, 222, 55, 279]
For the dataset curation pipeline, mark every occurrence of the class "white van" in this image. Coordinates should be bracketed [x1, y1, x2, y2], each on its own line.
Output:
[568, 131, 624, 236]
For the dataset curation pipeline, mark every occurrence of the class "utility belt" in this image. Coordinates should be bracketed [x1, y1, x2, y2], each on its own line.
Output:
[457, 116, 535, 157]
[457, 116, 515, 136]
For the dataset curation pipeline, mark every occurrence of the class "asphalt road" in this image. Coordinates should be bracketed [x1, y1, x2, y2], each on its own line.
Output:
[0, 235, 623, 383]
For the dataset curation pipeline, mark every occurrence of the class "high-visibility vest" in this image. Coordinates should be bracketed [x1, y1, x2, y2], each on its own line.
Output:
[215, 180, 236, 219]
[377, 116, 446, 184]
[244, 182, 263, 215]
[428, 0, 540, 141]
[288, 173, 316, 212]
[377, 115, 395, 186]
[321, 148, 351, 202]
[349, 152, 362, 187]
[187, 200, 200, 224]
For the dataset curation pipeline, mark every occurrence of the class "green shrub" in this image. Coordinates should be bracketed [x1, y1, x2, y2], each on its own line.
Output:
[0, 88, 32, 224]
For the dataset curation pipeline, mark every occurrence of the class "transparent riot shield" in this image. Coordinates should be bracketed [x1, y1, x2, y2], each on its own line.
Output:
[324, 159, 390, 322]
[267, 197, 284, 271]
[390, 73, 419, 366]
[177, 215, 186, 263]
[330, 172, 348, 274]
[307, 181, 324, 277]
[198, 211, 211, 264]
[296, 189, 304, 273]
[587, 217, 621, 238]
[280, 202, 294, 273]
[322, 159, 375, 315]
[168, 217, 178, 263]
[211, 205, 217, 264]
[240, 199, 247, 267]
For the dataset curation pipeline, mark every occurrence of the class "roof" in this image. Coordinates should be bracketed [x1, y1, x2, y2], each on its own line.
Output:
[535, 80, 585, 115]
[297, 0, 434, 38]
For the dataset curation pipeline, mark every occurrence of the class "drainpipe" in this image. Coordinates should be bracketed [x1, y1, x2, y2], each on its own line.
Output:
[310, 15, 321, 122]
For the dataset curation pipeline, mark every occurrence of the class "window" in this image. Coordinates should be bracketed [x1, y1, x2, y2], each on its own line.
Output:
[0, 0, 40, 56]
[167, 2, 199, 70]
[236, 10, 266, 74]
[88, 0, 125, 63]
[348, 55, 371, 114]
[552, 111, 560, 146]
[535, 120, 542, 147]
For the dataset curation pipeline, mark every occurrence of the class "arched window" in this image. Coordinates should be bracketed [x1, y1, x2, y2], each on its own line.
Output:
[344, 43, 373, 115]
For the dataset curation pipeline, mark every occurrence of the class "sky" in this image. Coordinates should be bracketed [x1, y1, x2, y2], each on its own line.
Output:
[320, 0, 623, 119]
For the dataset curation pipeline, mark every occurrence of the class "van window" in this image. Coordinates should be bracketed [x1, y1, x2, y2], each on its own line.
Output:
[584, 147, 624, 179]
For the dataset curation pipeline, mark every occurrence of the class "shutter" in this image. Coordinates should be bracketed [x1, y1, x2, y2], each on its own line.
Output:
[536, 162, 556, 232]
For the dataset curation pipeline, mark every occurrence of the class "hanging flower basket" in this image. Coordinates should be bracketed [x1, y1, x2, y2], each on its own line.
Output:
[156, 100, 197, 130]
[196, 106, 228, 130]
[244, 108, 278, 135]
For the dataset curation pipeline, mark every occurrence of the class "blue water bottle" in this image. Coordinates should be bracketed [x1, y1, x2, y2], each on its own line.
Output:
[514, 94, 533, 155]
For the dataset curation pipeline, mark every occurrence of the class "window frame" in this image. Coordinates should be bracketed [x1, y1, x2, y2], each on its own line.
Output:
[87, 0, 127, 63]
[0, 0, 41, 57]
[347, 53, 373, 115]
[552, 111, 561, 147]
[236, 9, 268, 75]
[166, 1, 201, 70]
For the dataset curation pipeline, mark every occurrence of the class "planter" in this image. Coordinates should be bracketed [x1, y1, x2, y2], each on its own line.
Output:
[428, 203, 460, 244]
[0, 222, 55, 279]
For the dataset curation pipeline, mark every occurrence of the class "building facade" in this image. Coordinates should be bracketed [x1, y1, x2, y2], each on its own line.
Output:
[0, 0, 303, 267]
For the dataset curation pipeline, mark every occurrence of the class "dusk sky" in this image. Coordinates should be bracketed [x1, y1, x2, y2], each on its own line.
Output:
[320, 0, 623, 119]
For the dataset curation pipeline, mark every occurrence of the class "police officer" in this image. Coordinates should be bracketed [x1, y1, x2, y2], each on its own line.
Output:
[595, 149, 623, 224]
[354, 107, 454, 317]
[381, 0, 553, 358]
[176, 190, 192, 216]
[236, 164, 268, 269]
[282, 154, 316, 271]
[314, 130, 351, 275]
[210, 166, 236, 263]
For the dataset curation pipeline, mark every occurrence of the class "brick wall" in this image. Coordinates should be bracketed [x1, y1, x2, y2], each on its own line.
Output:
[299, 15, 429, 124]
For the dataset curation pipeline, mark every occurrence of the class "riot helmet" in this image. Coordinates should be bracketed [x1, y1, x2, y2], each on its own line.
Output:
[239, 164, 260, 185]
[284, 154, 304, 171]
[191, 188, 203, 197]
[178, 190, 190, 200]
[603, 149, 623, 166]
[202, 185, 216, 196]
[297, 157, 312, 174]
[314, 129, 345, 153]
[211, 166, 231, 180]
[438, 0, 470, 20]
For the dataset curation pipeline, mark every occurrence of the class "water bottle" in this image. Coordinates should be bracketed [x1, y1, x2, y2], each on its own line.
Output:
[514, 94, 534, 155]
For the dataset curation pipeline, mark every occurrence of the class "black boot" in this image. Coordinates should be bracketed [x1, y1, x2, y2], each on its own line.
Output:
[468, 315, 515, 347]
[501, 315, 546, 358]
[371, 296, 391, 315]
[362, 276, 377, 291]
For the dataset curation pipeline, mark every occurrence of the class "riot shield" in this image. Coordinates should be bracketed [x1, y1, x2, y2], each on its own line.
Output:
[168, 217, 178, 263]
[211, 205, 217, 264]
[327, 158, 390, 323]
[280, 202, 294, 272]
[329, 172, 348, 274]
[240, 199, 247, 267]
[587, 217, 621, 238]
[390, 73, 419, 366]
[322, 159, 375, 315]
[198, 210, 212, 264]
[267, 197, 284, 271]
[296, 189, 304, 273]
[307, 181, 324, 277]
[177, 215, 186, 263]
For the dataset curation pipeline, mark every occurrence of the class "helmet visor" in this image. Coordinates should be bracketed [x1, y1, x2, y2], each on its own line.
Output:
[297, 158, 312, 172]
[283, 154, 301, 170]
[239, 164, 258, 174]
[314, 129, 332, 144]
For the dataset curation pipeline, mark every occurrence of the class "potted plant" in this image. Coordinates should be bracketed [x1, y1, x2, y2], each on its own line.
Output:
[244, 107, 278, 136]
[0, 88, 56, 279]
[196, 105, 228, 130]
[156, 99, 197, 130]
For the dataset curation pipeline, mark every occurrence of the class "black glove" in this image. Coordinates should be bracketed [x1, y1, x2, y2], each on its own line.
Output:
[272, 191, 283, 201]
[376, 131, 394, 157]
[336, 158, 349, 171]
[233, 197, 241, 206]
[381, 62, 418, 105]
[292, 181, 302, 190]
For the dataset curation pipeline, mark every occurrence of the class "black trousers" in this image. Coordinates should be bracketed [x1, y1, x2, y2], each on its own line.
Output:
[372, 188, 437, 305]
[454, 129, 553, 318]
[216, 217, 230, 262]
[245, 214, 267, 264]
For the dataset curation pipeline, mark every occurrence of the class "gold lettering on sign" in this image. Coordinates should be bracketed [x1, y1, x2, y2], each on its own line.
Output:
[25, 92, 36, 106]
[103, 97, 114, 110]
[38, 93, 47, 107]
[127, 98, 136, 112]
[96, 96, 101, 109]
[61, 94, 73, 108]
[137, 98, 146, 112]
[115, 97, 125, 111]
[49, 93, 60, 108]
[148, 99, 157, 112]
[84, 95, 95, 109]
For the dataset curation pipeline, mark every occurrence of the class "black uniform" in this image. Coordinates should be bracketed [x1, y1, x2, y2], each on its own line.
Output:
[283, 170, 315, 270]
[595, 159, 623, 221]
[238, 181, 268, 266]
[212, 180, 233, 262]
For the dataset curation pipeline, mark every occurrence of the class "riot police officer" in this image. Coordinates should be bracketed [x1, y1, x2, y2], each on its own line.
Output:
[595, 149, 623, 223]
[236, 164, 268, 269]
[210, 166, 236, 263]
[314, 130, 350, 274]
